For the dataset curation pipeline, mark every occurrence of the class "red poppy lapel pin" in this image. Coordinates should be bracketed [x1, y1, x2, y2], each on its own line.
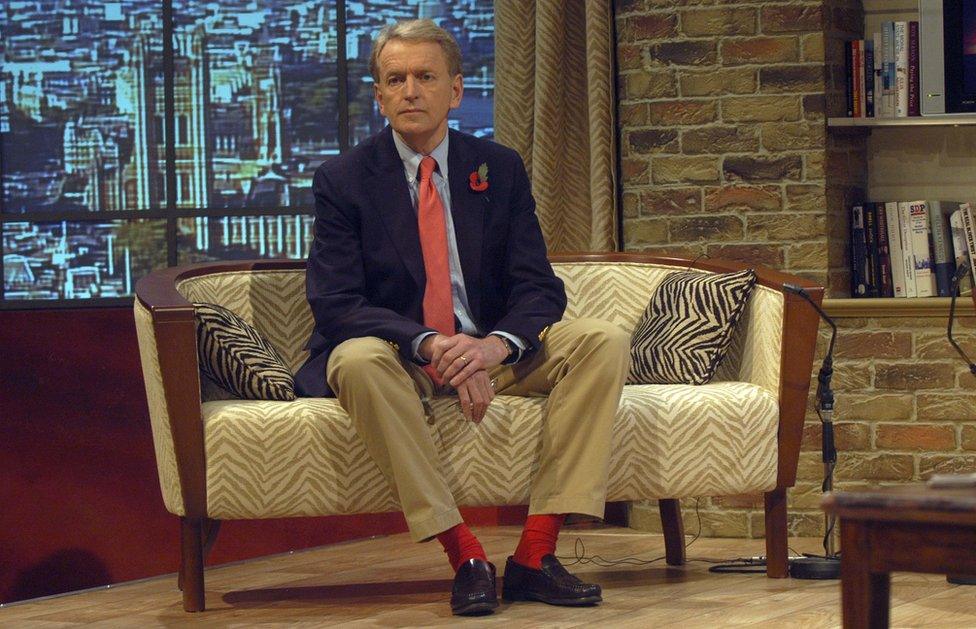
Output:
[468, 162, 488, 192]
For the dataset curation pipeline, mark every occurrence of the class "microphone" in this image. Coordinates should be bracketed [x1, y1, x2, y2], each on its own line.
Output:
[948, 264, 976, 375]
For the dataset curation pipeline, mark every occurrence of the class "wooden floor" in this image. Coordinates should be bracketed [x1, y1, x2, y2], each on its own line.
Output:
[2, 526, 974, 627]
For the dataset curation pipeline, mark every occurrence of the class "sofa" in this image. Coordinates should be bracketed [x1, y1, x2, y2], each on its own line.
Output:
[133, 253, 822, 612]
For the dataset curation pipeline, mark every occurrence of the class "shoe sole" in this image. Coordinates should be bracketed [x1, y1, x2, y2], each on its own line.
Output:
[502, 590, 602, 606]
[452, 600, 499, 616]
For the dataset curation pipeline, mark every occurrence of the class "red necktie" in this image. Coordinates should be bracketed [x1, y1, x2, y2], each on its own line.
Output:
[417, 155, 454, 385]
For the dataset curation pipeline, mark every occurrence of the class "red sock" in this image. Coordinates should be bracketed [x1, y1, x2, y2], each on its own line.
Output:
[436, 523, 487, 572]
[513, 514, 566, 569]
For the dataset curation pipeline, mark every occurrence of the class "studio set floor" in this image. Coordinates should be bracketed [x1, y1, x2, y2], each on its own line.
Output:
[2, 525, 973, 627]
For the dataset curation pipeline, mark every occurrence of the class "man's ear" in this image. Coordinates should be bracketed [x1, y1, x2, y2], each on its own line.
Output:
[450, 74, 463, 110]
[374, 84, 386, 117]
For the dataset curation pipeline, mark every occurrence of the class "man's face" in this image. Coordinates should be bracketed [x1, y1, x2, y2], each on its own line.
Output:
[374, 39, 462, 151]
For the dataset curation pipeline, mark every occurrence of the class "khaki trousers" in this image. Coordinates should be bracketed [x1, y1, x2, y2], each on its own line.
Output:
[326, 318, 630, 542]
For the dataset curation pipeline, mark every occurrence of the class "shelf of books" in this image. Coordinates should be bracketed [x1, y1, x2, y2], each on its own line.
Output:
[828, 115, 976, 128]
[846, 200, 976, 315]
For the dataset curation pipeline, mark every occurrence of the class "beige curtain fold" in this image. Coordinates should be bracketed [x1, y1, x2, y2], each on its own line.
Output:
[495, 0, 618, 253]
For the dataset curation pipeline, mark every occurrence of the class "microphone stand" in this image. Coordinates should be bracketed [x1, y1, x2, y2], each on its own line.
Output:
[783, 283, 841, 580]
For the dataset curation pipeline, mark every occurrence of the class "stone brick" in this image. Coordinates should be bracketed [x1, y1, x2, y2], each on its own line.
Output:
[679, 68, 757, 97]
[647, 100, 718, 125]
[834, 453, 915, 481]
[833, 393, 914, 422]
[786, 241, 827, 269]
[621, 13, 679, 41]
[619, 102, 648, 127]
[617, 44, 644, 71]
[795, 451, 826, 481]
[805, 153, 825, 178]
[721, 37, 799, 65]
[684, 510, 749, 538]
[629, 128, 680, 154]
[623, 191, 639, 218]
[760, 65, 826, 93]
[785, 184, 826, 212]
[722, 95, 801, 122]
[876, 424, 957, 451]
[787, 482, 829, 509]
[705, 185, 782, 212]
[830, 360, 876, 393]
[803, 94, 826, 121]
[963, 426, 976, 450]
[916, 394, 976, 421]
[725, 155, 803, 182]
[640, 187, 702, 215]
[627, 218, 669, 245]
[750, 511, 824, 538]
[621, 158, 650, 185]
[874, 363, 957, 390]
[670, 215, 744, 242]
[680, 7, 756, 36]
[918, 454, 976, 477]
[647, 40, 718, 67]
[834, 332, 913, 360]
[625, 71, 678, 99]
[628, 243, 708, 258]
[761, 121, 825, 151]
[747, 213, 824, 239]
[707, 243, 784, 266]
[652, 155, 720, 184]
[916, 332, 976, 359]
[801, 33, 825, 62]
[802, 421, 871, 451]
[614, 0, 646, 14]
[711, 493, 764, 509]
[682, 126, 759, 154]
[761, 5, 822, 34]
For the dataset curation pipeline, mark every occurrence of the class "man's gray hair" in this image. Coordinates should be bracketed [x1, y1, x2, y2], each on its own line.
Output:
[369, 19, 463, 82]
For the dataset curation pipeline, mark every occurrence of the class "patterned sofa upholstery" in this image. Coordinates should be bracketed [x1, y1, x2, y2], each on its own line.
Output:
[133, 253, 822, 612]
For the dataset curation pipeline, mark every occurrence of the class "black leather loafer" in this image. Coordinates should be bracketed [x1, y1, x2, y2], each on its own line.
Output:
[451, 558, 499, 616]
[502, 554, 602, 606]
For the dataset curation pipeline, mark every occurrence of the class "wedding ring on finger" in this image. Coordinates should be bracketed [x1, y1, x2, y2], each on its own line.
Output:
[459, 355, 468, 363]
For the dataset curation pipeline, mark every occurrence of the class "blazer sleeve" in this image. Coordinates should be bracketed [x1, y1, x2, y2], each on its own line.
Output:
[305, 164, 432, 360]
[491, 154, 567, 356]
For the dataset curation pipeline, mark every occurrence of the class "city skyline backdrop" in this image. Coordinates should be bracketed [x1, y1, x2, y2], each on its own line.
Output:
[1, 0, 494, 301]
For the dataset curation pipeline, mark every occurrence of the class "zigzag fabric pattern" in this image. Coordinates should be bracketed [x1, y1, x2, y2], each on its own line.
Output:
[194, 302, 296, 401]
[629, 269, 757, 385]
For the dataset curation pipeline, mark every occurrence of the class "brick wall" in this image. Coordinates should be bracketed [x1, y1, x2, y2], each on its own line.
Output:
[615, 1, 976, 539]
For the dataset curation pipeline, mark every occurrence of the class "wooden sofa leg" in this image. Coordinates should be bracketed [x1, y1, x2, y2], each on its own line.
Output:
[180, 517, 206, 612]
[659, 499, 686, 566]
[764, 488, 789, 578]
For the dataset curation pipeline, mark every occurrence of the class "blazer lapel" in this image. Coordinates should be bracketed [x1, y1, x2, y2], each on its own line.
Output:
[447, 130, 486, 320]
[365, 128, 425, 289]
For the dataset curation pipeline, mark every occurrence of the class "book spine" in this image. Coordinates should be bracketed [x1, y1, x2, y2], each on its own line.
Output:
[886, 201, 906, 297]
[962, 203, 976, 288]
[873, 32, 883, 118]
[883, 21, 895, 117]
[908, 21, 920, 116]
[865, 38, 875, 117]
[898, 201, 918, 297]
[929, 201, 954, 297]
[851, 204, 867, 297]
[909, 200, 936, 297]
[950, 209, 971, 295]
[845, 41, 854, 117]
[895, 22, 908, 117]
[853, 40, 863, 117]
[864, 201, 879, 296]
[875, 202, 893, 297]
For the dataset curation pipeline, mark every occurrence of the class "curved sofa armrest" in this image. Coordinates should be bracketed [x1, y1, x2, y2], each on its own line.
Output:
[551, 253, 823, 488]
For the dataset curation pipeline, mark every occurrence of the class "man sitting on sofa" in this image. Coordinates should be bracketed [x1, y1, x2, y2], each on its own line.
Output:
[295, 19, 630, 616]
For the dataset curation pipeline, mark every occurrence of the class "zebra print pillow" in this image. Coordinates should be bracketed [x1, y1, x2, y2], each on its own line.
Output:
[628, 269, 757, 385]
[194, 302, 296, 401]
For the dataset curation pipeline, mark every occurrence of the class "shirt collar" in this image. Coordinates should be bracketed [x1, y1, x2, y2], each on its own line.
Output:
[392, 130, 450, 185]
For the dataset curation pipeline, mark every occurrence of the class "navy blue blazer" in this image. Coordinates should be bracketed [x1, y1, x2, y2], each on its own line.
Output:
[294, 126, 567, 397]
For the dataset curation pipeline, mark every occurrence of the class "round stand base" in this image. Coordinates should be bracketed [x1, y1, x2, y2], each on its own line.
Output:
[790, 556, 841, 580]
[947, 574, 976, 585]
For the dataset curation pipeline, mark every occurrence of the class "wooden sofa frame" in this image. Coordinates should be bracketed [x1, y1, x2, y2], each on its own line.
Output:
[134, 252, 823, 612]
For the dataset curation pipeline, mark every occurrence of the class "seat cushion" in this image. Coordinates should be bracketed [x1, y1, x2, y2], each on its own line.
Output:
[201, 383, 779, 520]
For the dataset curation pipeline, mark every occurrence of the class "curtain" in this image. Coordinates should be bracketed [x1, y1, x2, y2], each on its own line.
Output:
[495, 0, 618, 252]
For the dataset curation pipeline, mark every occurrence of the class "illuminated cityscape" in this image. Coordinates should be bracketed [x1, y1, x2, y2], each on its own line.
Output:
[1, 0, 494, 300]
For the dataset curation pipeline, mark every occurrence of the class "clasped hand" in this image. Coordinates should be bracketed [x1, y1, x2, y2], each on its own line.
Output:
[419, 333, 509, 424]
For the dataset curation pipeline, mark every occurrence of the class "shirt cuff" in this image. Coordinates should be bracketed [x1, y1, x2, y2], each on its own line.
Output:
[411, 331, 438, 364]
[489, 331, 526, 364]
